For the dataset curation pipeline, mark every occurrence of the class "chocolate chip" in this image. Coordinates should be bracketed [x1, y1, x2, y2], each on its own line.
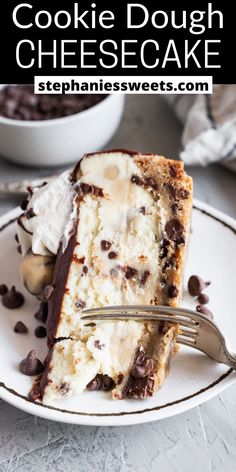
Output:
[14, 321, 28, 333]
[171, 202, 179, 214]
[168, 285, 179, 298]
[131, 175, 141, 185]
[165, 184, 189, 201]
[94, 340, 105, 350]
[108, 251, 117, 259]
[86, 374, 115, 392]
[15, 233, 19, 243]
[196, 305, 213, 319]
[20, 199, 28, 211]
[197, 293, 209, 305]
[34, 302, 48, 323]
[131, 347, 154, 379]
[34, 326, 47, 338]
[101, 240, 111, 251]
[82, 265, 88, 275]
[160, 238, 170, 259]
[2, 286, 24, 309]
[57, 382, 70, 395]
[100, 375, 115, 391]
[19, 350, 44, 376]
[25, 208, 35, 219]
[44, 285, 55, 301]
[169, 165, 178, 177]
[86, 376, 101, 391]
[125, 267, 138, 279]
[165, 219, 184, 242]
[139, 206, 146, 215]
[80, 183, 92, 194]
[144, 177, 158, 190]
[117, 373, 124, 385]
[159, 322, 169, 335]
[92, 186, 104, 197]
[75, 299, 85, 309]
[140, 270, 150, 285]
[0, 284, 8, 296]
[131, 365, 147, 379]
[188, 275, 210, 297]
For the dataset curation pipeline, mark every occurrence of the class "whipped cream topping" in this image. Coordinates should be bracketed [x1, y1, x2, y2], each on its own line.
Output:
[17, 170, 75, 256]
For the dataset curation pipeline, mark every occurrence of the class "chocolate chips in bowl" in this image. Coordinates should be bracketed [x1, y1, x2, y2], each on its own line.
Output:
[0, 85, 125, 167]
[0, 86, 107, 121]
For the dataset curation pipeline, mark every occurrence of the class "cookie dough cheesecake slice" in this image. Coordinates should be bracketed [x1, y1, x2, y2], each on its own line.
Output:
[34, 150, 192, 403]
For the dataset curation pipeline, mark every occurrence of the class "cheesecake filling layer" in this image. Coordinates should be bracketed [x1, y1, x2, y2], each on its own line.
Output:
[58, 152, 167, 338]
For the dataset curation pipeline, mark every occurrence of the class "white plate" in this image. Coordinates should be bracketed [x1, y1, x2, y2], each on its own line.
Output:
[0, 200, 236, 426]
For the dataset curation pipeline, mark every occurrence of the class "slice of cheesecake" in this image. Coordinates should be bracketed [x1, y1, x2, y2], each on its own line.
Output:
[40, 150, 192, 403]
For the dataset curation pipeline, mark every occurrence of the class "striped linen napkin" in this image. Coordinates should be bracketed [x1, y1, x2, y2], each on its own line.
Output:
[165, 85, 236, 172]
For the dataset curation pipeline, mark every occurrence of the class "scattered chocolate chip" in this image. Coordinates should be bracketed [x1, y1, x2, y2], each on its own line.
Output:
[34, 326, 47, 338]
[80, 182, 92, 194]
[44, 285, 55, 301]
[131, 175, 141, 185]
[94, 340, 105, 350]
[108, 251, 117, 259]
[0, 284, 8, 296]
[140, 270, 150, 285]
[196, 305, 213, 319]
[14, 321, 28, 333]
[139, 206, 146, 215]
[2, 286, 24, 309]
[169, 164, 178, 177]
[17, 245, 22, 254]
[19, 350, 44, 376]
[197, 293, 209, 305]
[168, 285, 179, 298]
[15, 233, 19, 243]
[34, 302, 48, 323]
[20, 199, 28, 211]
[144, 177, 158, 190]
[75, 299, 86, 309]
[125, 267, 138, 279]
[82, 265, 88, 275]
[101, 240, 111, 251]
[25, 208, 36, 219]
[57, 382, 70, 395]
[188, 275, 211, 297]
[165, 219, 184, 242]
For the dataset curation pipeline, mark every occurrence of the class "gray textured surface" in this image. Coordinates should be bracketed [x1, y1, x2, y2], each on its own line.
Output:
[0, 95, 236, 471]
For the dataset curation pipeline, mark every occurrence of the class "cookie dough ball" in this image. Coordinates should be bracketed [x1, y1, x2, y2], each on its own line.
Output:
[20, 249, 56, 299]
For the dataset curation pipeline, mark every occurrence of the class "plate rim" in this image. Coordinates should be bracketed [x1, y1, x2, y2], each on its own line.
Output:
[0, 199, 236, 426]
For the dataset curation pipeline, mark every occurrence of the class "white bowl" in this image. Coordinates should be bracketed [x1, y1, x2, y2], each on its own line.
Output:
[0, 93, 125, 167]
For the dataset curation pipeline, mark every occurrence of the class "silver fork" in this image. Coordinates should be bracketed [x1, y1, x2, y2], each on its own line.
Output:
[81, 305, 236, 370]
